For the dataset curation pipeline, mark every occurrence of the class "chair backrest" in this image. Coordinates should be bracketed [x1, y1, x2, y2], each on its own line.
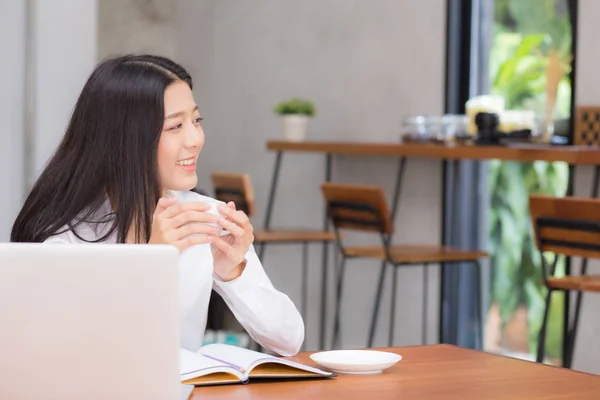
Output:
[210, 172, 255, 216]
[321, 182, 394, 235]
[574, 106, 600, 146]
[529, 194, 600, 259]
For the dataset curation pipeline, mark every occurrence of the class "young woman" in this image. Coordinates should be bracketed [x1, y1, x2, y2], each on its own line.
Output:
[11, 55, 304, 356]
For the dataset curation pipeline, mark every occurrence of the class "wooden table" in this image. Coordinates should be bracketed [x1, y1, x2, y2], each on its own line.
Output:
[190, 345, 600, 399]
[264, 140, 600, 359]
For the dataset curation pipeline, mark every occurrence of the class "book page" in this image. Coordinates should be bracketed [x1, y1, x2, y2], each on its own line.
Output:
[180, 348, 243, 383]
[252, 356, 332, 376]
[182, 372, 244, 386]
[248, 363, 330, 378]
[199, 344, 270, 372]
[199, 344, 332, 377]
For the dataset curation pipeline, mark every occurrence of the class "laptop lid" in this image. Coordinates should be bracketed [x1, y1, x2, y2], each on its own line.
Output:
[0, 243, 180, 400]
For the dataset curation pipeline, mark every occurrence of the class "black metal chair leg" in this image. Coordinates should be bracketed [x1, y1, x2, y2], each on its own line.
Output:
[564, 257, 588, 369]
[422, 263, 429, 345]
[262, 150, 282, 230]
[475, 260, 483, 349]
[536, 289, 553, 363]
[301, 242, 309, 320]
[300, 242, 309, 351]
[320, 154, 333, 351]
[563, 290, 583, 369]
[367, 261, 387, 348]
[331, 255, 347, 350]
[389, 266, 398, 347]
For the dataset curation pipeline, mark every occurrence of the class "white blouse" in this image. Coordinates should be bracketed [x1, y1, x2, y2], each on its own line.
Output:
[43, 191, 304, 356]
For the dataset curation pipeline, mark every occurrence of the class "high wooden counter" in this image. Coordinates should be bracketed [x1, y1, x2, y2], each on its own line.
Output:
[267, 140, 600, 164]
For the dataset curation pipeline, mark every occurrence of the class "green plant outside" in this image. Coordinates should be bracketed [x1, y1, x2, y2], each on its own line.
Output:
[488, 0, 571, 360]
[489, 160, 568, 358]
[273, 98, 316, 117]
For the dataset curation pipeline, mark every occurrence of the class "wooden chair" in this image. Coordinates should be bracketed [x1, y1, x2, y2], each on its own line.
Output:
[530, 195, 600, 367]
[211, 172, 337, 322]
[574, 106, 600, 146]
[321, 182, 488, 349]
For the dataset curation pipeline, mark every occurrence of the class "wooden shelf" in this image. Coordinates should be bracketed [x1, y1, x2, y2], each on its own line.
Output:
[267, 140, 600, 165]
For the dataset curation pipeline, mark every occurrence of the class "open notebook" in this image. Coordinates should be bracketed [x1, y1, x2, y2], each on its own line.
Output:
[180, 344, 334, 386]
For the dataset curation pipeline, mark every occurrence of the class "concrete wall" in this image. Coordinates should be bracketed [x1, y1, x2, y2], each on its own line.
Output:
[0, 0, 27, 241]
[176, 0, 446, 350]
[98, 0, 177, 59]
[32, 0, 98, 178]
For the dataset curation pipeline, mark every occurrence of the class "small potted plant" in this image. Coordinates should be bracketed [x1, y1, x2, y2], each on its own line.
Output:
[273, 98, 316, 141]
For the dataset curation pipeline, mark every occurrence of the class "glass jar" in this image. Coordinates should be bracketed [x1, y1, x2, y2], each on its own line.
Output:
[402, 116, 428, 142]
[424, 116, 445, 143]
[442, 114, 469, 141]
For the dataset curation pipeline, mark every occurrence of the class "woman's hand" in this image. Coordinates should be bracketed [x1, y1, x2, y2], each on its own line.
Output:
[211, 202, 254, 281]
[149, 197, 221, 252]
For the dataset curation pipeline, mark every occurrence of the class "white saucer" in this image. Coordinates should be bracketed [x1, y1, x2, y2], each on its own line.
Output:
[309, 350, 402, 375]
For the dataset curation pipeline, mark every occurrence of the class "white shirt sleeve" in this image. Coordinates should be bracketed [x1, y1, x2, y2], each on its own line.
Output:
[211, 245, 305, 356]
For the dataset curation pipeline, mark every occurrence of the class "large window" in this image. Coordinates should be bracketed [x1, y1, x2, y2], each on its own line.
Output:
[483, 0, 573, 365]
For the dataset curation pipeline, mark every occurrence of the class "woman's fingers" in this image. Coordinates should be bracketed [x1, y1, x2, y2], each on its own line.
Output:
[154, 197, 178, 217]
[169, 210, 219, 229]
[175, 223, 220, 240]
[173, 234, 214, 252]
[217, 204, 250, 228]
[211, 237, 239, 260]
[161, 202, 211, 220]
[217, 217, 245, 237]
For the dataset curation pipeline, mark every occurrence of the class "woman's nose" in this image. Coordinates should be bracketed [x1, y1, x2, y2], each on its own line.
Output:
[183, 122, 203, 148]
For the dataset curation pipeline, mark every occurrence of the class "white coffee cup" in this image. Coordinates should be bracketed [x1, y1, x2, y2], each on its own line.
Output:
[165, 190, 227, 237]
[203, 200, 226, 236]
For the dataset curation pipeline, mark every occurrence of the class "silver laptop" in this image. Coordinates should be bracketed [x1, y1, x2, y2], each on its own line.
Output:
[0, 243, 181, 400]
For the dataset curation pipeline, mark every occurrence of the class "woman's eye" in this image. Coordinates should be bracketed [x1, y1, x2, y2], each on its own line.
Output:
[193, 117, 203, 124]
[169, 124, 182, 131]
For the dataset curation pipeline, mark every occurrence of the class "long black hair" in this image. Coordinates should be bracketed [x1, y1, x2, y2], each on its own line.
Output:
[11, 55, 193, 243]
